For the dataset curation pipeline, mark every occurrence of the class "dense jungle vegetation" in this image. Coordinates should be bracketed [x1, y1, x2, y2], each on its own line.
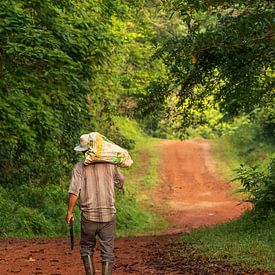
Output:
[0, 0, 274, 252]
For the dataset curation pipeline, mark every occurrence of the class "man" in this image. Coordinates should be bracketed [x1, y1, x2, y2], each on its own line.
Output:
[66, 134, 124, 275]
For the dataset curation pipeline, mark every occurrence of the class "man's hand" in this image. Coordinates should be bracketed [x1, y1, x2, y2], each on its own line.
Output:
[115, 181, 124, 190]
[66, 193, 78, 224]
[66, 211, 74, 224]
[114, 167, 124, 190]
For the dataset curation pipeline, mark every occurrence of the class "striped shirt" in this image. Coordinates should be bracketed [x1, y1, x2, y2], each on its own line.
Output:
[68, 161, 124, 222]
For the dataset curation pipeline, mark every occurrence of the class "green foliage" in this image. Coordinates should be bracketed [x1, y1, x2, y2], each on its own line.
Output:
[0, 184, 68, 237]
[0, 0, 171, 237]
[0, 0, 118, 186]
[250, 106, 275, 144]
[235, 158, 275, 219]
[0, 0, 171, 187]
[181, 103, 275, 144]
[211, 107, 275, 185]
[100, 1, 171, 137]
[150, 0, 275, 129]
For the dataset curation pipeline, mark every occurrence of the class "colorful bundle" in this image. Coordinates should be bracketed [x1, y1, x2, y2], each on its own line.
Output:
[84, 132, 133, 168]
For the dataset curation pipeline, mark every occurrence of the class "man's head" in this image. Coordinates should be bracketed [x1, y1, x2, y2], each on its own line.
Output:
[74, 134, 89, 152]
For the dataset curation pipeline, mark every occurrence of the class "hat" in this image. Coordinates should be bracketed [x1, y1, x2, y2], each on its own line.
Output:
[74, 134, 90, 152]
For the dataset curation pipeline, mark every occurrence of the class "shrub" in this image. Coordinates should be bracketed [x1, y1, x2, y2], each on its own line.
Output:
[235, 157, 275, 219]
[250, 106, 275, 144]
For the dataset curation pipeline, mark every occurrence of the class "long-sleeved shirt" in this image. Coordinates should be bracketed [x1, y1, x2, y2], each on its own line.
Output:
[68, 161, 124, 222]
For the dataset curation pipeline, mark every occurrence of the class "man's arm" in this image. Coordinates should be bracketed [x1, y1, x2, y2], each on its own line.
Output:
[66, 162, 83, 223]
[66, 193, 78, 224]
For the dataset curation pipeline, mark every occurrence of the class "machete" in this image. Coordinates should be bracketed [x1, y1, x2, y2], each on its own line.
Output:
[69, 219, 74, 251]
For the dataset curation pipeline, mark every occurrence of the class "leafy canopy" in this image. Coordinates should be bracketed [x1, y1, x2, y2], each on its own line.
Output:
[154, 0, 274, 128]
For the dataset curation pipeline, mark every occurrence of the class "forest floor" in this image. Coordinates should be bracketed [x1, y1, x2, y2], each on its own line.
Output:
[0, 139, 268, 275]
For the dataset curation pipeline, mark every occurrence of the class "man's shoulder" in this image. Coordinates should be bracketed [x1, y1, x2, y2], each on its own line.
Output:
[74, 161, 84, 167]
[73, 161, 84, 172]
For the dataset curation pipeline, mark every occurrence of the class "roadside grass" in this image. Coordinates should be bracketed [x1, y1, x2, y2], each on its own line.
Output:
[114, 116, 169, 236]
[178, 125, 275, 272]
[180, 212, 275, 271]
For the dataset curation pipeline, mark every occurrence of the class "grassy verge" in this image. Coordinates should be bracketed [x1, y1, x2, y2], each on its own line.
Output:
[180, 212, 275, 271]
[178, 125, 275, 272]
[114, 116, 169, 236]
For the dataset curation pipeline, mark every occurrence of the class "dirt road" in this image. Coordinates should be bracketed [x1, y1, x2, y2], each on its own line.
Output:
[0, 139, 253, 274]
[156, 139, 248, 234]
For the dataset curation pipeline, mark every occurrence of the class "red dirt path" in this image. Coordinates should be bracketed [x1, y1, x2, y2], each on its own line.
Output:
[0, 139, 256, 275]
[155, 139, 249, 234]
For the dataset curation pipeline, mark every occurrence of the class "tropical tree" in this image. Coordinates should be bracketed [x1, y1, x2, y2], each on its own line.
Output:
[149, 0, 274, 129]
[0, 0, 118, 185]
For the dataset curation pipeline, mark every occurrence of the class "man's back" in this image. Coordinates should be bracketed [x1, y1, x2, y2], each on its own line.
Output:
[69, 162, 123, 222]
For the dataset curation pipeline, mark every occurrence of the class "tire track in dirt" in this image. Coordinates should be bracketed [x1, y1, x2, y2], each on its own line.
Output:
[0, 139, 253, 275]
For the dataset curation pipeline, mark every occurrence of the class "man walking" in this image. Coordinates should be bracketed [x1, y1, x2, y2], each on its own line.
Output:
[66, 134, 124, 275]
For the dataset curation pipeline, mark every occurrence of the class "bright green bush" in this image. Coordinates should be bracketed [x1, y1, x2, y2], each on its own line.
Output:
[250, 107, 275, 144]
[236, 158, 275, 219]
[0, 184, 70, 237]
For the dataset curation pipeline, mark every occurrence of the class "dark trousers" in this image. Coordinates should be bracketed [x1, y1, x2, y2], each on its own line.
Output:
[80, 215, 116, 263]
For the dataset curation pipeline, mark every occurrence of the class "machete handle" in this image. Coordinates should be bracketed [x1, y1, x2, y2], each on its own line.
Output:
[69, 219, 74, 251]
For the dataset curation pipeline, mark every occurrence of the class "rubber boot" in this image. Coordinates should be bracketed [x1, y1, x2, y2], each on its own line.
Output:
[82, 255, 95, 275]
[102, 262, 112, 275]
